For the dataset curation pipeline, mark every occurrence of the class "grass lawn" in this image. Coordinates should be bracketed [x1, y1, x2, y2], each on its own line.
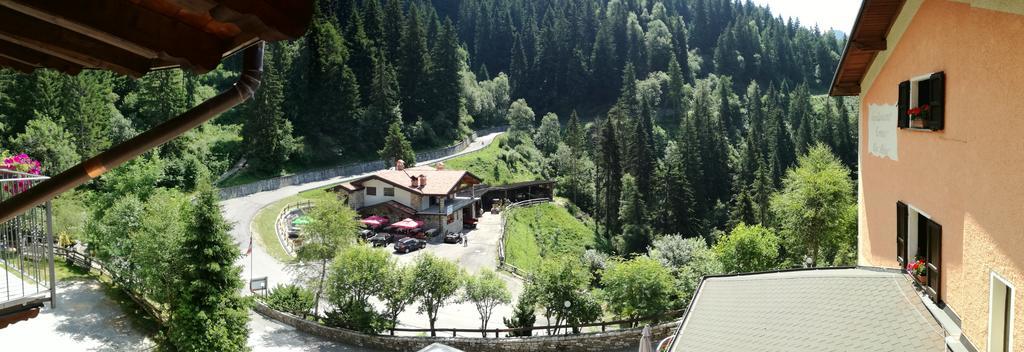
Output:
[504, 202, 594, 273]
[252, 187, 337, 262]
[442, 135, 538, 185]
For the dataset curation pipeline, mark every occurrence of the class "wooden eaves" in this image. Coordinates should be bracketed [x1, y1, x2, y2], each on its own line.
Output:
[0, 0, 313, 222]
[829, 0, 907, 96]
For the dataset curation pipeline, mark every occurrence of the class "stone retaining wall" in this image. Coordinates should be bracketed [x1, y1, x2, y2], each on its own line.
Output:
[253, 302, 678, 352]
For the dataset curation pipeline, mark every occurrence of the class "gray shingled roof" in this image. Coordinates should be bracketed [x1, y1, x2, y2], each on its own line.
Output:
[671, 268, 946, 352]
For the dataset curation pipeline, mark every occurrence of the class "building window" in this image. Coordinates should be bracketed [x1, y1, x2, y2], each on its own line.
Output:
[989, 273, 1015, 352]
[897, 201, 942, 304]
[383, 187, 395, 197]
[366, 187, 377, 196]
[898, 71, 945, 131]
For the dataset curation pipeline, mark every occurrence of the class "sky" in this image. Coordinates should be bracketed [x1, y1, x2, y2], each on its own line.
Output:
[748, 0, 862, 34]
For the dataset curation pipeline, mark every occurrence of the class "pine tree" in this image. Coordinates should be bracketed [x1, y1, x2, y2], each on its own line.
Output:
[60, 71, 120, 158]
[427, 19, 466, 140]
[655, 141, 697, 236]
[382, 0, 405, 62]
[631, 104, 655, 204]
[399, 3, 430, 124]
[168, 183, 249, 351]
[616, 62, 640, 118]
[666, 53, 687, 127]
[293, 15, 362, 161]
[589, 25, 619, 104]
[596, 118, 622, 244]
[363, 49, 402, 151]
[344, 4, 375, 105]
[132, 69, 188, 129]
[362, 0, 385, 49]
[789, 83, 815, 154]
[617, 173, 651, 254]
[379, 121, 415, 167]
[241, 44, 298, 175]
[509, 33, 530, 99]
[563, 110, 586, 153]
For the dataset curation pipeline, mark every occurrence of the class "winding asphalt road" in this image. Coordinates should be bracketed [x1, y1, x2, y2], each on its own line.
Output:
[221, 132, 503, 350]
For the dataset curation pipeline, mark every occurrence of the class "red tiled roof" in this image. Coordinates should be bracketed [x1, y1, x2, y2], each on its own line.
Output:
[349, 165, 482, 196]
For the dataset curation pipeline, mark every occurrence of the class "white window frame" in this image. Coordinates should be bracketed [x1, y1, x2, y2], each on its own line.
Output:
[383, 187, 395, 197]
[904, 203, 932, 261]
[989, 271, 1015, 352]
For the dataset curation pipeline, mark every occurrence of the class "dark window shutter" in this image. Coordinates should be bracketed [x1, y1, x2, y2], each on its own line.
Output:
[928, 72, 945, 131]
[925, 219, 942, 303]
[896, 202, 908, 267]
[898, 80, 910, 128]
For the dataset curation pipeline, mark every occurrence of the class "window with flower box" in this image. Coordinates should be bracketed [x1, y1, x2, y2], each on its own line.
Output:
[898, 71, 945, 131]
[897, 201, 943, 304]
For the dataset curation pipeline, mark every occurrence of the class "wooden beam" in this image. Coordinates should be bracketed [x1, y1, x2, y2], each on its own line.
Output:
[0, 41, 82, 75]
[0, 0, 160, 60]
[852, 39, 887, 52]
[0, 7, 150, 76]
[0, 55, 33, 73]
[215, 0, 313, 39]
[2, 0, 228, 72]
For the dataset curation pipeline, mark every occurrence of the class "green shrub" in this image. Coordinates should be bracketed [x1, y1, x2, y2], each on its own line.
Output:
[323, 302, 388, 334]
[263, 284, 315, 317]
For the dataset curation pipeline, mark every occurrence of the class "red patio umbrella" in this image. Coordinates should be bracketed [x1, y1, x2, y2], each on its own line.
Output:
[360, 215, 390, 228]
[391, 218, 423, 230]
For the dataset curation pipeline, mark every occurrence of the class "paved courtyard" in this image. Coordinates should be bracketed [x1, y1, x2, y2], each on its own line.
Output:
[385, 211, 527, 332]
[0, 280, 155, 351]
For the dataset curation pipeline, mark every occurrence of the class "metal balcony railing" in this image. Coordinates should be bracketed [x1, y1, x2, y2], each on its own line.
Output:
[0, 169, 56, 313]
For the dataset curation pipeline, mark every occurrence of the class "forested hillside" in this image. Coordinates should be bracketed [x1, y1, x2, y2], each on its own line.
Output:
[0, 0, 859, 277]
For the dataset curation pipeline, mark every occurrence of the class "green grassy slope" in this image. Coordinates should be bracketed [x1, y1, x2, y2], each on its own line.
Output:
[504, 202, 594, 273]
[441, 135, 538, 185]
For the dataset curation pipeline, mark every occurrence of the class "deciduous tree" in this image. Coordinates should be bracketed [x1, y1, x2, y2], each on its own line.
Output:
[770, 144, 854, 267]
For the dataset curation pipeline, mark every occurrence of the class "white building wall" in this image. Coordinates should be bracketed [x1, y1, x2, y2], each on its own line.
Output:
[361, 179, 413, 208]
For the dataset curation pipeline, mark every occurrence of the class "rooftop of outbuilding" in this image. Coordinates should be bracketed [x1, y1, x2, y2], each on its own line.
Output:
[671, 267, 946, 352]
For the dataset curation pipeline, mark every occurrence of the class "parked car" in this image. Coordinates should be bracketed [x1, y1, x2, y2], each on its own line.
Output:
[359, 229, 375, 240]
[443, 232, 463, 244]
[394, 237, 426, 253]
[368, 233, 392, 247]
[463, 218, 478, 229]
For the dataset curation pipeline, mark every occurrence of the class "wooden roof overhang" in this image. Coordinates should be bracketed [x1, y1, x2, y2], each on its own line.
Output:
[0, 0, 313, 76]
[829, 0, 907, 96]
[0, 1, 313, 223]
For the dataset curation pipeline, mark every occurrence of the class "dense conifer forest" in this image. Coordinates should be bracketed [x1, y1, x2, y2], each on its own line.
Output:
[0, 0, 859, 278]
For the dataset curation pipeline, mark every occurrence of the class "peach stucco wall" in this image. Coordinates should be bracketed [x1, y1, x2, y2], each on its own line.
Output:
[858, 0, 1024, 349]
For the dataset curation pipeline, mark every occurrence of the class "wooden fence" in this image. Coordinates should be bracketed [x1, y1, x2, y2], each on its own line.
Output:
[275, 201, 313, 256]
[497, 198, 552, 276]
[53, 247, 165, 324]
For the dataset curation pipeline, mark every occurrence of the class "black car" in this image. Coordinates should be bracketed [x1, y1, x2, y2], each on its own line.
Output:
[359, 229, 375, 240]
[368, 233, 392, 247]
[394, 237, 426, 253]
[443, 232, 462, 244]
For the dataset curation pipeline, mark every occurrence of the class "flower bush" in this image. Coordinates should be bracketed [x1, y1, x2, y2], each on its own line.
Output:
[907, 104, 931, 121]
[906, 258, 927, 276]
[1, 153, 43, 196]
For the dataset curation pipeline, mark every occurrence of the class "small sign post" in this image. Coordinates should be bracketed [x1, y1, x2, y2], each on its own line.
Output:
[250, 276, 268, 296]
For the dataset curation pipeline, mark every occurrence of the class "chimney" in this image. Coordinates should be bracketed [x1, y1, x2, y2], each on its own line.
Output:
[419, 174, 427, 187]
[396, 159, 405, 170]
[410, 176, 419, 188]
[436, 162, 445, 170]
